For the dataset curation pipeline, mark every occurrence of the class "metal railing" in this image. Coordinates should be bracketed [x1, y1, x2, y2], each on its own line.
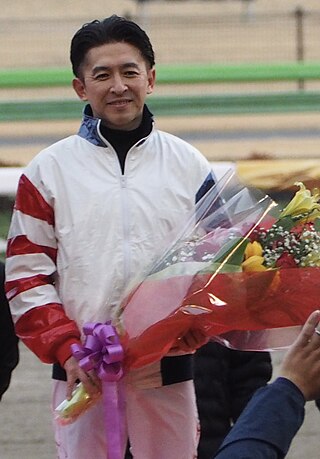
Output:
[1, 61, 320, 120]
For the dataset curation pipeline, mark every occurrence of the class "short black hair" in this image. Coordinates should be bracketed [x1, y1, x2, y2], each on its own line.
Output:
[70, 15, 155, 78]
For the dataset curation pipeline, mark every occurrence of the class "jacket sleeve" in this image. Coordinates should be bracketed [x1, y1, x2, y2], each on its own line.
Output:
[5, 173, 81, 366]
[214, 378, 305, 459]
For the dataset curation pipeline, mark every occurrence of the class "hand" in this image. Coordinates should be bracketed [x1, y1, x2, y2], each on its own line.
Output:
[280, 310, 320, 401]
[63, 356, 102, 400]
[170, 328, 209, 354]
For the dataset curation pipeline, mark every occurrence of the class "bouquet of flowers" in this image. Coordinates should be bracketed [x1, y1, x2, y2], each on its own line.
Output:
[116, 174, 320, 369]
[55, 171, 320, 430]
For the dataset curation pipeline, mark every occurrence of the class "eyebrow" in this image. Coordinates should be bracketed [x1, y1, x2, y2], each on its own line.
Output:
[92, 62, 140, 75]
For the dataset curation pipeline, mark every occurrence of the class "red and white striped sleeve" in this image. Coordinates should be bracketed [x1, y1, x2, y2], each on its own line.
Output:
[5, 174, 81, 366]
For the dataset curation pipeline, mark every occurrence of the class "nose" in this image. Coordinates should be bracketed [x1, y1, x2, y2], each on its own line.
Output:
[110, 74, 128, 94]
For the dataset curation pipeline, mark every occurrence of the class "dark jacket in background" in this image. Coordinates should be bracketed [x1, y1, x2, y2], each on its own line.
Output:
[194, 341, 272, 459]
[214, 377, 304, 459]
[0, 261, 19, 400]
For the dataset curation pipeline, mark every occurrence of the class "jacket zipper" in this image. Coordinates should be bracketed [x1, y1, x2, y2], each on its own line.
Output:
[97, 125, 134, 288]
[120, 174, 131, 286]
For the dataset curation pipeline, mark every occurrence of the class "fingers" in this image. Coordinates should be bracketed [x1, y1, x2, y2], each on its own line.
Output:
[64, 356, 81, 400]
[78, 371, 100, 399]
[297, 310, 320, 347]
[64, 356, 101, 400]
[280, 310, 320, 401]
[66, 376, 77, 400]
[88, 371, 102, 391]
[66, 370, 101, 400]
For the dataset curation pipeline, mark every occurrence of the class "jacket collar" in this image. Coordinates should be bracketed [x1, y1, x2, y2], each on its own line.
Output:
[77, 104, 154, 147]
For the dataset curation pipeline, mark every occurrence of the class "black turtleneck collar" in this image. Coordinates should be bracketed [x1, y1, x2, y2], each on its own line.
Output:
[100, 105, 153, 174]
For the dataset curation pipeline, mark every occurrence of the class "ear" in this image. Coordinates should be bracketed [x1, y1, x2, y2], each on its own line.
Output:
[147, 68, 156, 95]
[72, 78, 88, 101]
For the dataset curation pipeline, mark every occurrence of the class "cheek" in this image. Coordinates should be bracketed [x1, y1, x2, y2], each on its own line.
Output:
[135, 83, 150, 99]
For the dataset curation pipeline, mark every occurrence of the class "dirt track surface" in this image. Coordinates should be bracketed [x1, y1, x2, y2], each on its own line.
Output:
[1, 344, 320, 459]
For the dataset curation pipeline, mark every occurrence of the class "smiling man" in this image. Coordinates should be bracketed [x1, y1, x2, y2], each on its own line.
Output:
[72, 41, 155, 130]
[5, 15, 216, 459]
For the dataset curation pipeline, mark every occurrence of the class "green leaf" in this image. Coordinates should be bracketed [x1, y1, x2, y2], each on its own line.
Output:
[199, 262, 242, 274]
[212, 237, 248, 266]
[274, 215, 298, 231]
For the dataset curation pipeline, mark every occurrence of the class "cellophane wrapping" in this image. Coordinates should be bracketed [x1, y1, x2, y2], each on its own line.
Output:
[114, 171, 320, 370]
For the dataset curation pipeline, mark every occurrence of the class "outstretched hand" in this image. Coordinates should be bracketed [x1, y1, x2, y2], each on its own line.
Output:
[280, 310, 320, 401]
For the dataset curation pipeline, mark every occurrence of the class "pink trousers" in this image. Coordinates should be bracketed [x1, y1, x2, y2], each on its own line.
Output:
[53, 378, 199, 459]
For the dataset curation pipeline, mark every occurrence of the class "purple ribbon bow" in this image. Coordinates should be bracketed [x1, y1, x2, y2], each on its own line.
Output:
[71, 321, 125, 459]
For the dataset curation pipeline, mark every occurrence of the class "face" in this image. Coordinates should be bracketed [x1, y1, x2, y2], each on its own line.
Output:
[72, 41, 155, 131]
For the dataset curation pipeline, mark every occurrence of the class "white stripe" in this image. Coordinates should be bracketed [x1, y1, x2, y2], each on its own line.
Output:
[6, 252, 56, 282]
[9, 284, 61, 323]
[8, 210, 57, 249]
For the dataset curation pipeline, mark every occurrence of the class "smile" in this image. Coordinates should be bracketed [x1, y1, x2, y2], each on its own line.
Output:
[108, 99, 131, 106]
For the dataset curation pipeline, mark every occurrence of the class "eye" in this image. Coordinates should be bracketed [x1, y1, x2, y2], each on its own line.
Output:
[124, 70, 139, 77]
[95, 73, 109, 80]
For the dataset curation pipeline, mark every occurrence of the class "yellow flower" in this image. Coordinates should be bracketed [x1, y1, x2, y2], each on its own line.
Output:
[244, 241, 263, 259]
[279, 182, 320, 221]
[242, 255, 267, 272]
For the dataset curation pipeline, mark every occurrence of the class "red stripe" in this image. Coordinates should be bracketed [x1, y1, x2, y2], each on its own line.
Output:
[6, 235, 57, 262]
[5, 273, 54, 300]
[15, 304, 81, 365]
[15, 174, 54, 225]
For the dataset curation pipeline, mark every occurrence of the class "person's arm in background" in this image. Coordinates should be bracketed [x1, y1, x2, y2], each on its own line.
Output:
[0, 261, 19, 400]
[214, 310, 320, 459]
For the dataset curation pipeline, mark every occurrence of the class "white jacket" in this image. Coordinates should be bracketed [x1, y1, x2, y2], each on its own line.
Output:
[5, 109, 214, 365]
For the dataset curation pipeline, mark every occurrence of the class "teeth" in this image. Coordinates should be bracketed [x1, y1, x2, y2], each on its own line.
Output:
[111, 100, 128, 105]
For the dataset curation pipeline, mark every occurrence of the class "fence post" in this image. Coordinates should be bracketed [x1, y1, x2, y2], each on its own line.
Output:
[136, 0, 149, 30]
[295, 6, 305, 90]
[241, 0, 256, 22]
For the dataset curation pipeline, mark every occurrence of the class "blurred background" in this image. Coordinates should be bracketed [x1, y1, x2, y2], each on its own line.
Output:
[1, 0, 320, 182]
[1, 1, 320, 458]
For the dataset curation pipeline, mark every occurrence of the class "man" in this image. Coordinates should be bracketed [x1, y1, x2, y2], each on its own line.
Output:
[0, 261, 19, 400]
[5, 15, 214, 459]
[214, 310, 320, 458]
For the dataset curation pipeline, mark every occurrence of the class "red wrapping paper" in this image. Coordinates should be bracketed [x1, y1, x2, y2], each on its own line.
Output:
[121, 267, 320, 369]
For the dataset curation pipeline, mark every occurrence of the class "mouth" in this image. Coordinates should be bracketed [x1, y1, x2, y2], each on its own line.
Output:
[107, 99, 131, 107]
